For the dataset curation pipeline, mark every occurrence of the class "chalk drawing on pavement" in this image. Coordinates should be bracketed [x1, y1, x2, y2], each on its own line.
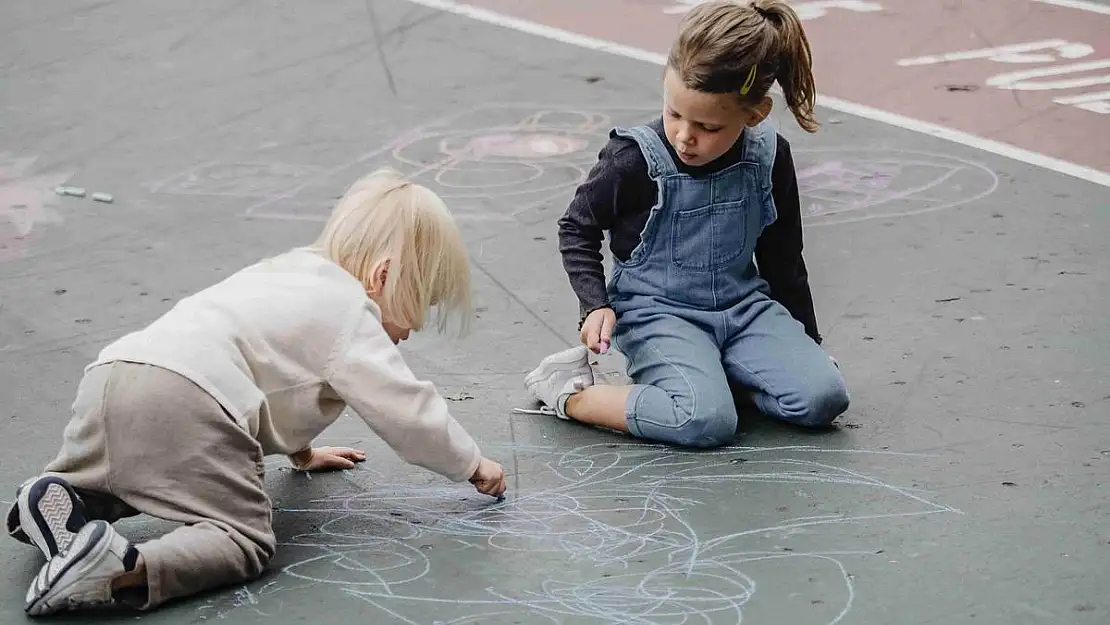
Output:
[793, 147, 1000, 226]
[145, 161, 329, 198]
[198, 442, 960, 624]
[144, 105, 999, 229]
[383, 108, 626, 225]
[238, 104, 657, 225]
[0, 153, 72, 263]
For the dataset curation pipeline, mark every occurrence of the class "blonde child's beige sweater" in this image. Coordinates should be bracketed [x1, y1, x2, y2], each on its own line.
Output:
[89, 247, 481, 483]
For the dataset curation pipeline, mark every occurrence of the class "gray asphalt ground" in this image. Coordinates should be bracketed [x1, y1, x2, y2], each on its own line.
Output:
[1, 1, 1108, 624]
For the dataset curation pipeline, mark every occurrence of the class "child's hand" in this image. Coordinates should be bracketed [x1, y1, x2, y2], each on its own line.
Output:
[290, 446, 367, 472]
[468, 457, 507, 497]
[580, 307, 616, 354]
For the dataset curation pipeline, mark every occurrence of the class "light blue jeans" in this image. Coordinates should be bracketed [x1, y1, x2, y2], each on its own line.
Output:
[613, 297, 849, 448]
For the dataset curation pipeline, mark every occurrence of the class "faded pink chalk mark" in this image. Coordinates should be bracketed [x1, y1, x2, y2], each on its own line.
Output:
[450, 133, 590, 160]
[0, 153, 71, 262]
[791, 149, 998, 225]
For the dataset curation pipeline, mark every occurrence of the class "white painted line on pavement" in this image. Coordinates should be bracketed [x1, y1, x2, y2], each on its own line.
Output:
[403, 0, 1110, 188]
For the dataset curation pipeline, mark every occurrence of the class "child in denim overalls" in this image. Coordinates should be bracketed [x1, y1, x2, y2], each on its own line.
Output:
[525, 0, 849, 447]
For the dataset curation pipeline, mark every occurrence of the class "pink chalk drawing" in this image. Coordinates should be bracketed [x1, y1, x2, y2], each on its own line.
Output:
[449, 133, 590, 161]
[387, 109, 610, 211]
[792, 148, 999, 226]
[0, 153, 72, 262]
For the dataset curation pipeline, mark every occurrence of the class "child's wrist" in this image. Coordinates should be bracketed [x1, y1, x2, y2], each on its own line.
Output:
[578, 305, 613, 329]
[289, 447, 314, 469]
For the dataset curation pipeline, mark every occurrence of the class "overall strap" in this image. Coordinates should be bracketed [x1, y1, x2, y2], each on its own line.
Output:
[741, 120, 780, 226]
[741, 120, 778, 193]
[611, 125, 679, 178]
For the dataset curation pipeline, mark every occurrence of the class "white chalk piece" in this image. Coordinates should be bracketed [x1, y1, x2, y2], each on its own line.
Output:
[91, 192, 114, 203]
[55, 186, 87, 198]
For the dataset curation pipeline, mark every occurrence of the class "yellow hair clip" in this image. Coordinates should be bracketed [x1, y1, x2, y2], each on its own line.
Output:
[739, 65, 758, 95]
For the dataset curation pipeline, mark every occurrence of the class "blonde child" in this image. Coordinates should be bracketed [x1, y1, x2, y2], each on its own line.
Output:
[526, 0, 849, 446]
[7, 168, 506, 616]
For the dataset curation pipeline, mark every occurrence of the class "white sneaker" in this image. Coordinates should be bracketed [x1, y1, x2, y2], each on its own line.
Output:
[25, 520, 141, 616]
[14, 475, 88, 559]
[524, 345, 594, 418]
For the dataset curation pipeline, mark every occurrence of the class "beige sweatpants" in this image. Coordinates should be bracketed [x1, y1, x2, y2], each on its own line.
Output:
[38, 361, 275, 609]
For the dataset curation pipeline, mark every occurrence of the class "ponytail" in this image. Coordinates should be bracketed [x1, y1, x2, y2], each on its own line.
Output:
[752, 0, 819, 132]
[669, 1, 819, 133]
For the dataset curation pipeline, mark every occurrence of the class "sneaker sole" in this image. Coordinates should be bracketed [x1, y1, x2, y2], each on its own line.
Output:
[18, 476, 87, 559]
[25, 520, 111, 616]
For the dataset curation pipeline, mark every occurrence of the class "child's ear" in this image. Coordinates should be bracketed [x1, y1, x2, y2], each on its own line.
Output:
[367, 259, 390, 296]
[746, 96, 773, 126]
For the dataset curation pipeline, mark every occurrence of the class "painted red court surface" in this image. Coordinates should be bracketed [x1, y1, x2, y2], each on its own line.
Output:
[451, 0, 1110, 177]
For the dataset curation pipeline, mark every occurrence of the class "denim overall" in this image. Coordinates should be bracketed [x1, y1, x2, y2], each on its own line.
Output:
[607, 122, 849, 447]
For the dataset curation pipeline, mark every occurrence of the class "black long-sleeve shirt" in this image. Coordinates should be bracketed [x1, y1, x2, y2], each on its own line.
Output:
[557, 117, 822, 344]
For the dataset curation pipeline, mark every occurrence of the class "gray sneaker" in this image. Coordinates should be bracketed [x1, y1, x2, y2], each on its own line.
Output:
[14, 475, 88, 559]
[25, 520, 141, 616]
[523, 345, 595, 417]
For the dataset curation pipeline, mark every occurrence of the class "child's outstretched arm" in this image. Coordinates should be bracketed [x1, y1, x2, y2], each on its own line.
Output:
[755, 135, 822, 344]
[325, 301, 504, 494]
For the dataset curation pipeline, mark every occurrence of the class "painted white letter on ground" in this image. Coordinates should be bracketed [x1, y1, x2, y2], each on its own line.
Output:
[898, 39, 1094, 67]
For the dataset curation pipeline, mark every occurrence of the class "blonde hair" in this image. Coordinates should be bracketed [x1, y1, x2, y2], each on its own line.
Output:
[668, 0, 819, 132]
[313, 168, 472, 335]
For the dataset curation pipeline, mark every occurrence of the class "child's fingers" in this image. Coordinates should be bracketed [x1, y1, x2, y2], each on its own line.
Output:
[342, 448, 367, 462]
[600, 313, 614, 342]
[581, 315, 599, 347]
[581, 322, 597, 351]
[474, 476, 504, 496]
[325, 447, 367, 462]
[324, 454, 356, 470]
[585, 322, 603, 353]
[598, 314, 614, 354]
